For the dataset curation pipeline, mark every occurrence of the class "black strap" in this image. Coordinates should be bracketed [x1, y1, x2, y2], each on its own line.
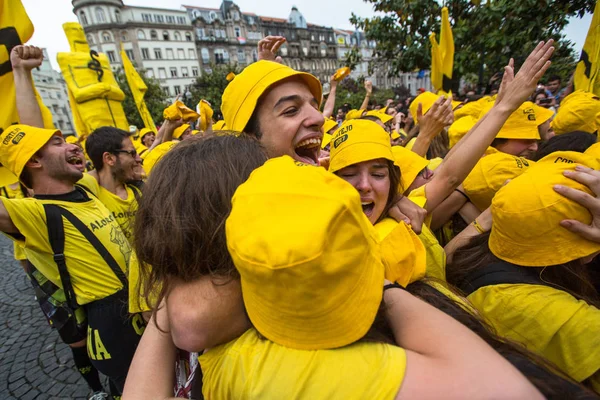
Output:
[127, 183, 142, 203]
[457, 261, 545, 296]
[1, 187, 8, 198]
[43, 204, 79, 310]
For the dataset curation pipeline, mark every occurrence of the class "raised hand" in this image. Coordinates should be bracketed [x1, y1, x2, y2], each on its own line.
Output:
[11, 45, 43, 71]
[364, 80, 373, 94]
[496, 40, 554, 111]
[258, 36, 286, 63]
[418, 96, 454, 138]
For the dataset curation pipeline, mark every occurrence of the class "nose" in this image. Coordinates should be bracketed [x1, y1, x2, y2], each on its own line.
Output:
[354, 171, 372, 194]
[305, 105, 325, 131]
[68, 143, 82, 153]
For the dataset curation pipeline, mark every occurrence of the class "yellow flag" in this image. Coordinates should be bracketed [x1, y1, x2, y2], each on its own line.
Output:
[430, 7, 454, 93]
[574, 0, 600, 96]
[121, 46, 156, 132]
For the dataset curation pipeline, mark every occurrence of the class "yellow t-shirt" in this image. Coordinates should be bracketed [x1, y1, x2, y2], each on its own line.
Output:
[200, 328, 406, 399]
[0, 189, 131, 305]
[469, 283, 600, 385]
[77, 173, 139, 241]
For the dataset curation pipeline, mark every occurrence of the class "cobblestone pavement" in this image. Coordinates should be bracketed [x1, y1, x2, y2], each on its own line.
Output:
[0, 235, 107, 399]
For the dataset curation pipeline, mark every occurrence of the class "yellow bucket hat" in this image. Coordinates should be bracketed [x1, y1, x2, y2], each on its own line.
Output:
[551, 90, 600, 135]
[139, 128, 154, 140]
[584, 142, 600, 158]
[390, 145, 429, 193]
[321, 133, 332, 149]
[480, 101, 552, 140]
[0, 125, 60, 183]
[172, 124, 191, 140]
[409, 92, 461, 125]
[344, 109, 365, 121]
[163, 100, 200, 122]
[142, 140, 178, 175]
[226, 156, 384, 350]
[489, 151, 600, 266]
[333, 66, 350, 81]
[197, 99, 214, 131]
[453, 96, 494, 120]
[0, 167, 19, 188]
[221, 60, 322, 132]
[65, 135, 78, 144]
[448, 116, 477, 148]
[323, 117, 338, 134]
[463, 152, 535, 212]
[329, 119, 394, 173]
[391, 131, 401, 140]
[365, 109, 394, 125]
[212, 120, 227, 130]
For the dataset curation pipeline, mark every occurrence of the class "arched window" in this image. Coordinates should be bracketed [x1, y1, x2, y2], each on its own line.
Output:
[162, 31, 169, 41]
[174, 32, 181, 41]
[87, 34, 94, 44]
[102, 31, 111, 43]
[80, 11, 88, 26]
[137, 30, 146, 40]
[185, 32, 192, 42]
[115, 10, 121, 23]
[95, 7, 106, 23]
[150, 30, 158, 40]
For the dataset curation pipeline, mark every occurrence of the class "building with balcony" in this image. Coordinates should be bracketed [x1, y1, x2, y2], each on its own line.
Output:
[72, 0, 199, 99]
[32, 48, 75, 135]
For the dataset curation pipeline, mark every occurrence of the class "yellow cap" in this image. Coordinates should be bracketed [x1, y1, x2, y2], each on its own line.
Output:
[390, 131, 401, 140]
[490, 151, 600, 266]
[213, 120, 227, 130]
[344, 109, 365, 121]
[142, 140, 178, 175]
[163, 100, 200, 122]
[390, 146, 429, 193]
[222, 60, 322, 132]
[139, 128, 154, 139]
[321, 133, 332, 149]
[333, 67, 350, 81]
[197, 99, 214, 131]
[65, 135, 78, 144]
[409, 92, 460, 125]
[584, 142, 600, 158]
[428, 157, 443, 171]
[0, 167, 18, 187]
[448, 116, 477, 148]
[365, 109, 394, 124]
[480, 101, 552, 140]
[323, 117, 338, 134]
[0, 125, 59, 183]
[329, 119, 394, 173]
[551, 90, 600, 135]
[453, 96, 494, 120]
[226, 156, 384, 350]
[172, 124, 191, 139]
[463, 152, 534, 211]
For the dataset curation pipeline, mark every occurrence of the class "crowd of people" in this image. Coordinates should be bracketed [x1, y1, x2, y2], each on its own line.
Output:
[0, 33, 599, 400]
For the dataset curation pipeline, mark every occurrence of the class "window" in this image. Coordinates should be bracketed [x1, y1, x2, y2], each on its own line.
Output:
[150, 30, 157, 40]
[142, 13, 152, 23]
[125, 49, 134, 60]
[188, 49, 196, 59]
[166, 49, 174, 59]
[95, 7, 106, 23]
[121, 31, 128, 41]
[215, 53, 224, 64]
[115, 10, 121, 23]
[196, 28, 205, 38]
[252, 49, 258, 62]
[163, 31, 169, 40]
[320, 43, 327, 57]
[106, 50, 116, 63]
[181, 67, 189, 77]
[166, 15, 175, 24]
[192, 67, 199, 77]
[234, 27, 241, 37]
[87, 34, 94, 44]
[154, 14, 164, 23]
[137, 30, 146, 40]
[311, 34, 315, 41]
[201, 48, 209, 63]
[174, 85, 181, 95]
[185, 32, 192, 41]
[141, 48, 150, 59]
[162, 86, 170, 96]
[154, 48, 162, 59]
[178, 49, 185, 59]
[80, 11, 88, 26]
[280, 45, 288, 57]
[177, 16, 186, 25]
[174, 32, 181, 41]
[237, 49, 245, 64]
[170, 67, 178, 77]
[102, 32, 111, 42]
[146, 68, 154, 78]
[158, 68, 167, 79]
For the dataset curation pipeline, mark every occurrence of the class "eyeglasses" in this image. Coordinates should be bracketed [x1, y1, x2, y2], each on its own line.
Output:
[112, 149, 138, 158]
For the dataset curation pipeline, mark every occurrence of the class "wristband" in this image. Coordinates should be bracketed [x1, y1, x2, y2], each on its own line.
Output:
[454, 188, 469, 201]
[472, 219, 486, 234]
[384, 282, 405, 291]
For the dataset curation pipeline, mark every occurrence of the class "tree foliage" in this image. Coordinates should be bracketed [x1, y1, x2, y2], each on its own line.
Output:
[115, 69, 170, 128]
[189, 64, 243, 119]
[332, 77, 401, 111]
[350, 0, 594, 89]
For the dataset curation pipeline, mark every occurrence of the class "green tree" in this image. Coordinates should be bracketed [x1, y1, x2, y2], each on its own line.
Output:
[114, 69, 170, 128]
[188, 63, 243, 119]
[350, 0, 594, 90]
[332, 77, 400, 111]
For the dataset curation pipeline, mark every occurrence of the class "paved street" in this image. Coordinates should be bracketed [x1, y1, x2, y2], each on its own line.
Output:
[0, 234, 104, 399]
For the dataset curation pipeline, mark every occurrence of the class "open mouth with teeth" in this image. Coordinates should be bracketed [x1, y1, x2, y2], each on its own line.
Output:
[361, 201, 375, 216]
[294, 137, 321, 165]
[67, 155, 85, 171]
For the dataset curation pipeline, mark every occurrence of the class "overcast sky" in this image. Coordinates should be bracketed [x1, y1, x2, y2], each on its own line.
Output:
[22, 0, 593, 72]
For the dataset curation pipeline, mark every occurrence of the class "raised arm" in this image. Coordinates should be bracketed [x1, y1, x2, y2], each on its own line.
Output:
[11, 45, 44, 127]
[422, 40, 555, 212]
[322, 74, 339, 119]
[359, 80, 372, 111]
[385, 286, 542, 399]
[410, 96, 454, 158]
[0, 201, 19, 235]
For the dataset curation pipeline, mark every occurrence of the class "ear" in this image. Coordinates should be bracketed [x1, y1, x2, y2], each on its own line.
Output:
[25, 156, 42, 170]
[102, 151, 116, 167]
